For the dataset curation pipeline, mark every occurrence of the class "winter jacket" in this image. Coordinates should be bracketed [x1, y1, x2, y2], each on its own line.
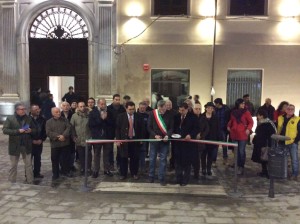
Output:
[3, 114, 36, 156]
[46, 117, 71, 148]
[227, 110, 253, 141]
[70, 108, 91, 147]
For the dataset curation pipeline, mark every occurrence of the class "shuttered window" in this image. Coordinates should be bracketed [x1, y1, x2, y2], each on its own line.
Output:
[226, 69, 262, 109]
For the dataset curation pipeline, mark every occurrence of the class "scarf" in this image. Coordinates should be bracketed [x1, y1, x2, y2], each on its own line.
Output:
[232, 108, 247, 123]
[258, 118, 277, 133]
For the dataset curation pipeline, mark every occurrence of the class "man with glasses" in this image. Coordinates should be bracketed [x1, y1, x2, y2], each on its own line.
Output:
[3, 102, 36, 184]
[277, 104, 300, 181]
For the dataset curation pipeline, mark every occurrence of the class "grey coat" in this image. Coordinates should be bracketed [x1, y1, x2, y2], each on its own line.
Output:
[2, 114, 36, 156]
[70, 108, 91, 147]
[46, 117, 71, 148]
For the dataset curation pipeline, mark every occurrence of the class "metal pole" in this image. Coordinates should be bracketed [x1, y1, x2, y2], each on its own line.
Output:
[81, 142, 90, 192]
[210, 0, 218, 102]
[268, 177, 275, 198]
[228, 145, 242, 197]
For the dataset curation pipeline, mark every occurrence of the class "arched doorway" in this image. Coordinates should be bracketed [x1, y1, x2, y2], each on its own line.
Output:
[29, 7, 89, 106]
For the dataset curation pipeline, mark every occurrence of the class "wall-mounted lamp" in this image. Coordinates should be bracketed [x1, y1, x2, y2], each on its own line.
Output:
[126, 2, 144, 17]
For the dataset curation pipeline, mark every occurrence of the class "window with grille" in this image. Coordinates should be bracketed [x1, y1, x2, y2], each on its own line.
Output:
[226, 69, 262, 110]
[151, 69, 190, 108]
[229, 0, 268, 16]
[153, 0, 189, 16]
[29, 7, 89, 39]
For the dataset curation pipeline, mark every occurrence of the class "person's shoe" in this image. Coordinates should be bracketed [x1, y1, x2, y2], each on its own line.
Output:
[119, 176, 126, 180]
[104, 170, 114, 177]
[160, 180, 167, 186]
[206, 172, 213, 180]
[292, 176, 298, 181]
[148, 177, 154, 183]
[212, 162, 217, 168]
[237, 167, 244, 175]
[34, 174, 44, 179]
[180, 182, 187, 186]
[223, 158, 229, 165]
[64, 172, 74, 178]
[133, 175, 139, 180]
[92, 171, 99, 178]
[109, 165, 116, 172]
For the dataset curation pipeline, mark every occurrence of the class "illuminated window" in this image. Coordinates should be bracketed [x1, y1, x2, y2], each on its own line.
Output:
[226, 69, 262, 110]
[151, 69, 190, 108]
[229, 0, 268, 16]
[153, 0, 189, 16]
[29, 7, 89, 39]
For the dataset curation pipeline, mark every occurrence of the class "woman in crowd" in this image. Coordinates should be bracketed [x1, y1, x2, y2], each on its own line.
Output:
[201, 102, 220, 179]
[273, 101, 288, 125]
[251, 109, 277, 178]
[227, 98, 253, 175]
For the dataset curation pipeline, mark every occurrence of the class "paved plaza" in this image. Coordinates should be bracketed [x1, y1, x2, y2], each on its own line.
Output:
[0, 125, 300, 224]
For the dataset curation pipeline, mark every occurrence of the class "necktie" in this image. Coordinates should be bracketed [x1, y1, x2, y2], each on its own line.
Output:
[180, 115, 184, 128]
[129, 115, 133, 138]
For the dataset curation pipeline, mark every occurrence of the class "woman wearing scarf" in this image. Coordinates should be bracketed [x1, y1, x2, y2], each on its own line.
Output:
[251, 109, 277, 178]
[227, 98, 253, 175]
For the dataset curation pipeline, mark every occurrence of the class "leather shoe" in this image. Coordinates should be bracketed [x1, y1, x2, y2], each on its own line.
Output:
[34, 174, 44, 178]
[119, 176, 126, 180]
[92, 171, 99, 178]
[148, 177, 154, 183]
[104, 171, 113, 177]
[133, 175, 139, 180]
[180, 183, 187, 186]
[160, 180, 166, 186]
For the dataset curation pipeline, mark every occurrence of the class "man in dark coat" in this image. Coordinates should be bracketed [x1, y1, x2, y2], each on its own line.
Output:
[3, 102, 36, 184]
[107, 94, 126, 169]
[89, 98, 115, 178]
[173, 103, 199, 186]
[116, 101, 145, 180]
[258, 98, 275, 121]
[61, 86, 79, 105]
[30, 104, 47, 178]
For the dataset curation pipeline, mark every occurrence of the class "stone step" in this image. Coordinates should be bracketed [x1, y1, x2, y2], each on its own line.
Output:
[93, 182, 227, 197]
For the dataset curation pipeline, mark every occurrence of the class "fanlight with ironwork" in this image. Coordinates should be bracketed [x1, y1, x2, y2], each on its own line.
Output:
[29, 7, 89, 39]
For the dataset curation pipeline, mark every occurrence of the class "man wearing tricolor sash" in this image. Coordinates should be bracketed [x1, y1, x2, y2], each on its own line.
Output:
[147, 100, 174, 186]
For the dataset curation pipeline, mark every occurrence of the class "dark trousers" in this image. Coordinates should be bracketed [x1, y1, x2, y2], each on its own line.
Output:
[169, 141, 175, 169]
[51, 146, 70, 178]
[201, 145, 216, 174]
[69, 141, 76, 168]
[77, 145, 92, 171]
[32, 144, 43, 176]
[120, 142, 140, 177]
[174, 142, 193, 184]
[191, 144, 202, 178]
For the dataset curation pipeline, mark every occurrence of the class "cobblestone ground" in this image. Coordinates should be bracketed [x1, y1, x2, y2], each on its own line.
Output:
[0, 127, 300, 224]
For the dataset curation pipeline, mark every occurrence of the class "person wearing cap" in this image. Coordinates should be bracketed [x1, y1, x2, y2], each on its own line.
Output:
[227, 98, 253, 175]
[201, 102, 221, 179]
[213, 98, 231, 165]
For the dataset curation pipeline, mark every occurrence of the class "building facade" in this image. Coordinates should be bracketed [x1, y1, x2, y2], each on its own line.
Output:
[0, 0, 300, 116]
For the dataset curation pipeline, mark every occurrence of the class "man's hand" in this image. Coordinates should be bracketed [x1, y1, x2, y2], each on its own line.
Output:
[33, 139, 42, 145]
[116, 142, 122, 147]
[163, 135, 168, 142]
[57, 135, 65, 141]
[19, 129, 25, 133]
[155, 135, 162, 139]
[24, 128, 32, 134]
[185, 135, 191, 140]
[245, 129, 250, 136]
[196, 133, 201, 140]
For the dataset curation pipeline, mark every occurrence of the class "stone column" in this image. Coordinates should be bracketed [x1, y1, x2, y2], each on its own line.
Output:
[0, 2, 19, 102]
[95, 0, 116, 101]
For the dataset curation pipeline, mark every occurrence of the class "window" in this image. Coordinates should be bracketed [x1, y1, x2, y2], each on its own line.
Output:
[153, 0, 188, 16]
[229, 0, 268, 16]
[151, 69, 189, 108]
[226, 69, 262, 110]
[30, 7, 89, 39]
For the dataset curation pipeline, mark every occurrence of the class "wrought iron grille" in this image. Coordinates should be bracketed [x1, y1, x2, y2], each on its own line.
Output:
[226, 69, 262, 110]
[29, 7, 89, 39]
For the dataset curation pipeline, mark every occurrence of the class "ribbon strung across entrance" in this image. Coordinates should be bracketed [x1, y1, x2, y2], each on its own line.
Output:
[86, 138, 238, 148]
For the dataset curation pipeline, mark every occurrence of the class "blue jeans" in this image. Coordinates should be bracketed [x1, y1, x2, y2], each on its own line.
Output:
[286, 143, 299, 177]
[149, 141, 169, 181]
[234, 140, 247, 168]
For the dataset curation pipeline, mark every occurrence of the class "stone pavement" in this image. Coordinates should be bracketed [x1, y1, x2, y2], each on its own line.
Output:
[1, 127, 300, 223]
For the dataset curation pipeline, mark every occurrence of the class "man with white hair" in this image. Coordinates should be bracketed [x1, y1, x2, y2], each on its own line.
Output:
[3, 102, 36, 184]
[46, 107, 72, 180]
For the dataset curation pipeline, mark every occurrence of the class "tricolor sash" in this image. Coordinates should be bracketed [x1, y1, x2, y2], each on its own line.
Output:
[153, 109, 167, 136]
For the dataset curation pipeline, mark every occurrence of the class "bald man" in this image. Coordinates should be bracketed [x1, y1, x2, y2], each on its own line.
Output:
[46, 107, 72, 180]
[259, 98, 275, 121]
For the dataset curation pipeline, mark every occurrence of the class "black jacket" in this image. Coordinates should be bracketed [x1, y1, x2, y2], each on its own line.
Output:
[259, 104, 275, 121]
[173, 112, 199, 139]
[116, 112, 145, 140]
[89, 107, 115, 139]
[31, 115, 47, 141]
[202, 113, 221, 141]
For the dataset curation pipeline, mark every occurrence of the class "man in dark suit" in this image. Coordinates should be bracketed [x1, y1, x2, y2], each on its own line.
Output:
[89, 98, 115, 178]
[116, 101, 145, 180]
[173, 103, 199, 186]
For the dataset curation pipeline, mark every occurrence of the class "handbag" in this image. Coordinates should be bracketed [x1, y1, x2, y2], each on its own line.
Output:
[260, 146, 270, 161]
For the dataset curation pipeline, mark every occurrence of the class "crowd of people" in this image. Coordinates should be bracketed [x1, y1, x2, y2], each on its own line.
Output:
[2, 91, 299, 186]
